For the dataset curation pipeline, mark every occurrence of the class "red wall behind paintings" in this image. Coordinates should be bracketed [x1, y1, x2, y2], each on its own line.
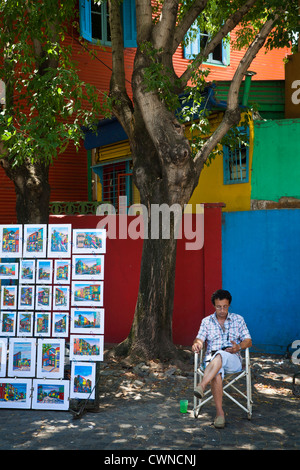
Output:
[50, 203, 223, 346]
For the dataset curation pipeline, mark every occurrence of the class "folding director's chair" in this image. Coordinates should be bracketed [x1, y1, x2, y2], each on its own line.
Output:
[193, 348, 253, 420]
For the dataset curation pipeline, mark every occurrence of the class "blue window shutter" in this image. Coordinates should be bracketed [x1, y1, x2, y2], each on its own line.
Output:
[184, 30, 200, 59]
[79, 0, 92, 42]
[123, 0, 137, 47]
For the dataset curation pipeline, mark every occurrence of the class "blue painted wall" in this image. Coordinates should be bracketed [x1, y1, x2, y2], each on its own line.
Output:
[222, 209, 300, 355]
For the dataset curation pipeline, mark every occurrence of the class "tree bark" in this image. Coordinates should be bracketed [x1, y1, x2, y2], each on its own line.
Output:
[0, 156, 50, 224]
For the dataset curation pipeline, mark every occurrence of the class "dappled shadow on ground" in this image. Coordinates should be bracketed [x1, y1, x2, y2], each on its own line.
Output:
[0, 348, 299, 450]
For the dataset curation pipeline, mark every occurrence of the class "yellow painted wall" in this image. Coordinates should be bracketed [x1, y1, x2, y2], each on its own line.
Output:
[188, 112, 254, 212]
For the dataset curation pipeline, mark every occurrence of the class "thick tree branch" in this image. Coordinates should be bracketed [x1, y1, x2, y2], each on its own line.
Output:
[136, 0, 153, 43]
[194, 15, 278, 175]
[179, 0, 259, 89]
[152, 0, 179, 51]
[108, 0, 134, 138]
[173, 0, 209, 53]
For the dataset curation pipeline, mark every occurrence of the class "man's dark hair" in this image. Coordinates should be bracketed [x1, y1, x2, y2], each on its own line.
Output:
[211, 289, 232, 305]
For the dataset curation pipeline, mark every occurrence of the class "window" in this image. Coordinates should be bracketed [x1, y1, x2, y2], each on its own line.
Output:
[184, 29, 230, 66]
[79, 0, 137, 47]
[92, 160, 133, 213]
[223, 128, 249, 184]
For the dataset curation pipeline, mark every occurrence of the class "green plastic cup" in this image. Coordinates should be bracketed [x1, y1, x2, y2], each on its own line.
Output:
[180, 399, 188, 413]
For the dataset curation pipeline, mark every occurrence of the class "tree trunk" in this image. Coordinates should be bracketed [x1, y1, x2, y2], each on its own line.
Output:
[0, 157, 50, 224]
[115, 107, 196, 361]
[125, 235, 178, 360]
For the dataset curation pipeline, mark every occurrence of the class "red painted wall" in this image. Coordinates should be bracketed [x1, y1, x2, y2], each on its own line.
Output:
[50, 204, 223, 346]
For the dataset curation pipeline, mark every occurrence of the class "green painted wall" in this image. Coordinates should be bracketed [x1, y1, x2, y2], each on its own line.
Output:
[251, 118, 300, 201]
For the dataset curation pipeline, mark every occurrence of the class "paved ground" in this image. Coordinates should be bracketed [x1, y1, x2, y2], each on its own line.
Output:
[0, 347, 299, 453]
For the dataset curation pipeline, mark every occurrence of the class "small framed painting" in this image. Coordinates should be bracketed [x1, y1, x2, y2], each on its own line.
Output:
[0, 224, 23, 258]
[53, 285, 70, 311]
[36, 259, 53, 284]
[17, 311, 34, 337]
[8, 338, 36, 378]
[0, 311, 17, 337]
[70, 361, 96, 400]
[23, 224, 47, 258]
[34, 312, 51, 337]
[70, 308, 104, 335]
[54, 259, 71, 284]
[72, 228, 106, 254]
[1, 285, 18, 310]
[35, 285, 52, 310]
[52, 312, 69, 338]
[48, 224, 72, 258]
[36, 338, 65, 379]
[18, 285, 35, 310]
[32, 379, 70, 411]
[19, 259, 36, 284]
[71, 281, 103, 308]
[0, 379, 32, 409]
[0, 261, 19, 280]
[69, 334, 103, 362]
[72, 254, 104, 281]
[0, 338, 8, 377]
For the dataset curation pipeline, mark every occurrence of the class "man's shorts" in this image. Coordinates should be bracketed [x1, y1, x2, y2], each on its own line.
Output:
[210, 350, 242, 379]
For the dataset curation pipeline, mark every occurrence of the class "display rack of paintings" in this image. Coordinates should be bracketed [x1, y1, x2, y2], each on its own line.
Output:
[0, 223, 106, 410]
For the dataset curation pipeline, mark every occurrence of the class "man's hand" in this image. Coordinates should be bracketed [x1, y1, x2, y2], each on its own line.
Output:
[225, 341, 240, 354]
[192, 339, 203, 353]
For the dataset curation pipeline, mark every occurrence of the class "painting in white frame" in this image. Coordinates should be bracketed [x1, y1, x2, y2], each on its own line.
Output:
[0, 224, 23, 258]
[19, 259, 36, 284]
[72, 228, 106, 254]
[70, 308, 104, 335]
[70, 361, 96, 400]
[48, 224, 72, 258]
[0, 261, 19, 280]
[36, 338, 65, 379]
[17, 311, 34, 337]
[53, 285, 70, 311]
[52, 312, 69, 338]
[0, 379, 32, 409]
[0, 338, 8, 377]
[23, 224, 47, 258]
[36, 259, 53, 284]
[72, 254, 104, 281]
[8, 338, 36, 378]
[0, 311, 17, 337]
[18, 285, 35, 310]
[71, 281, 103, 308]
[32, 379, 69, 410]
[69, 334, 104, 362]
[1, 285, 17, 310]
[34, 312, 51, 337]
[35, 285, 52, 310]
[54, 259, 71, 284]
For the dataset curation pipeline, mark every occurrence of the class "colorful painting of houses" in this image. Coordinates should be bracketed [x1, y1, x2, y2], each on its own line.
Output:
[1, 227, 20, 253]
[25, 227, 44, 253]
[73, 337, 100, 358]
[0, 382, 27, 403]
[41, 343, 61, 374]
[75, 257, 101, 276]
[36, 383, 65, 405]
[12, 343, 32, 372]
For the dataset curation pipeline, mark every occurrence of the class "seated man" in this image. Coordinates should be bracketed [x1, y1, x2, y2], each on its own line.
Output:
[192, 289, 252, 429]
